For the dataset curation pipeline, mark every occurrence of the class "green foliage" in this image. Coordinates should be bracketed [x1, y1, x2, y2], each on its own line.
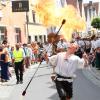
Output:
[91, 17, 100, 29]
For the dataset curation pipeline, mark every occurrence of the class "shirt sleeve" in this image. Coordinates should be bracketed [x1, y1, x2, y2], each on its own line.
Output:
[22, 49, 25, 58]
[77, 57, 85, 69]
[48, 55, 57, 67]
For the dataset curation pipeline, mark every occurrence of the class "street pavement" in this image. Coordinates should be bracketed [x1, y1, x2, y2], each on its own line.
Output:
[0, 63, 44, 100]
[0, 62, 100, 100]
[83, 65, 100, 88]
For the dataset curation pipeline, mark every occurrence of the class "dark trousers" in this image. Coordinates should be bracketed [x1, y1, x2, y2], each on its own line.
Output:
[14, 61, 23, 82]
[0, 62, 9, 80]
[55, 75, 73, 100]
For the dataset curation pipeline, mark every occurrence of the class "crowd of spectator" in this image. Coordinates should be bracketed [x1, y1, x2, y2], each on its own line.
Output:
[0, 34, 100, 83]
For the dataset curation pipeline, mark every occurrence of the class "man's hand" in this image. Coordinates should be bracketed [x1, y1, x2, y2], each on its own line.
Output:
[82, 52, 88, 67]
[82, 52, 88, 59]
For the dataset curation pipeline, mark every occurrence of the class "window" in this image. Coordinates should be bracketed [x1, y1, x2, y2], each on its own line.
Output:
[44, 35, 46, 42]
[35, 36, 37, 41]
[39, 35, 42, 42]
[0, 26, 7, 43]
[93, 7, 96, 17]
[39, 35, 42, 39]
[26, 12, 29, 23]
[28, 35, 31, 43]
[0, 26, 6, 33]
[15, 28, 21, 43]
[32, 10, 36, 23]
[89, 8, 92, 19]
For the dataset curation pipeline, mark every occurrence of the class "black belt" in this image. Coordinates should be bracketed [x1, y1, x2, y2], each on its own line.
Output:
[56, 74, 72, 79]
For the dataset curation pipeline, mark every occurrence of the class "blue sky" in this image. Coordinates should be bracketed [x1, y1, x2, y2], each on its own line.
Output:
[83, 0, 99, 3]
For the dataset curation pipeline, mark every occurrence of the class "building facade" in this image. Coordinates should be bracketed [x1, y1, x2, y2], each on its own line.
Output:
[84, 1, 100, 34]
[26, 0, 47, 43]
[0, 1, 27, 45]
[66, 0, 85, 17]
[0, 0, 48, 45]
[48, 0, 84, 34]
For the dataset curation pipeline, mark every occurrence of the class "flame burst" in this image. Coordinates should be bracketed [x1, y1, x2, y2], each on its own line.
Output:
[33, 0, 86, 41]
[33, 0, 56, 26]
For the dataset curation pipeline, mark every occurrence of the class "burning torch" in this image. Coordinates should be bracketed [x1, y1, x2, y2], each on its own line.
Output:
[22, 19, 66, 96]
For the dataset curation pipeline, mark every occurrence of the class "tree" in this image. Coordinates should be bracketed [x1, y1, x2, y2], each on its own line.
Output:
[91, 17, 100, 29]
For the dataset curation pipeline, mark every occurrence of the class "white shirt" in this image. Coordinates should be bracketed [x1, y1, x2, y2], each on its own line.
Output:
[90, 40, 96, 52]
[43, 43, 53, 56]
[49, 52, 85, 82]
[75, 40, 85, 47]
[95, 38, 100, 48]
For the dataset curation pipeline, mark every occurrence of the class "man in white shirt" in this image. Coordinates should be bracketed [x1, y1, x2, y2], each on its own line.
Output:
[49, 43, 88, 100]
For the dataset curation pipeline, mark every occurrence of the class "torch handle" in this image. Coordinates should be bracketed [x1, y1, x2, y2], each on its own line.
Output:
[22, 62, 42, 96]
[56, 19, 66, 36]
[22, 19, 66, 96]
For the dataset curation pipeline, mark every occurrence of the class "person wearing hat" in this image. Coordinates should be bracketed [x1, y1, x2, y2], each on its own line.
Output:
[49, 42, 88, 100]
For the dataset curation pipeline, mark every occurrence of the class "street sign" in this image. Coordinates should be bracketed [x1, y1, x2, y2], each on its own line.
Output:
[12, 0, 29, 12]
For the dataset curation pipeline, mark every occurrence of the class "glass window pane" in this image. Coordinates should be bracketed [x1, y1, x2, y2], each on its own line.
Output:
[35, 36, 37, 41]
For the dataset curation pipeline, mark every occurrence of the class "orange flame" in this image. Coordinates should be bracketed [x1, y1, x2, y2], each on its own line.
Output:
[33, 0, 86, 41]
[33, 0, 56, 26]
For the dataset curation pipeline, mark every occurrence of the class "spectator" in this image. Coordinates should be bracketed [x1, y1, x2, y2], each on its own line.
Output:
[12, 43, 25, 84]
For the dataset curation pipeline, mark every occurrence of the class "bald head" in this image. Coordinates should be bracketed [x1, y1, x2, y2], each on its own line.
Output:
[15, 43, 20, 50]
